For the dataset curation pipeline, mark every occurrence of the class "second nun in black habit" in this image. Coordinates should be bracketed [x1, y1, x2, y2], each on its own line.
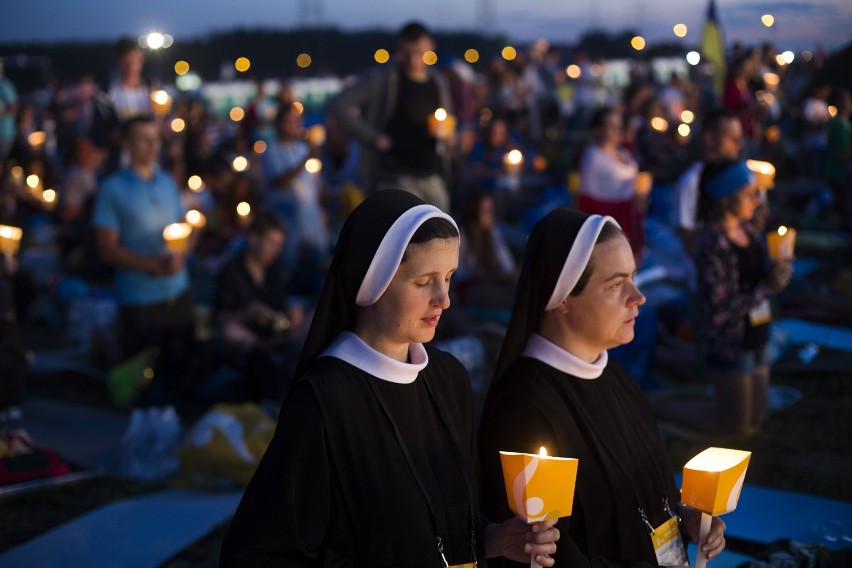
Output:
[220, 190, 559, 567]
[479, 208, 727, 567]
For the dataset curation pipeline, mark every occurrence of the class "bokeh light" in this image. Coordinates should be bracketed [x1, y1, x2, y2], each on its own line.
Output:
[802, 51, 813, 62]
[305, 158, 322, 174]
[26, 175, 40, 189]
[681, 110, 694, 124]
[146, 32, 165, 49]
[253, 140, 267, 154]
[422, 50, 438, 65]
[229, 107, 245, 121]
[434, 108, 448, 121]
[235, 57, 251, 72]
[232, 156, 249, 172]
[291, 101, 304, 114]
[631, 36, 646, 51]
[566, 64, 581, 79]
[174, 60, 190, 75]
[236, 201, 251, 216]
[27, 131, 46, 148]
[686, 51, 701, 65]
[761, 14, 775, 28]
[673, 24, 687, 38]
[828, 105, 838, 118]
[187, 175, 204, 191]
[782, 51, 794, 64]
[650, 117, 668, 132]
[151, 90, 169, 105]
[677, 123, 691, 137]
[374, 49, 390, 64]
[296, 53, 312, 68]
[42, 189, 57, 203]
[464, 49, 479, 63]
[171, 118, 185, 133]
[501, 46, 517, 61]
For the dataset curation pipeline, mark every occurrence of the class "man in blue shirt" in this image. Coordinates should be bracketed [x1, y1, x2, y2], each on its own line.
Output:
[93, 114, 195, 364]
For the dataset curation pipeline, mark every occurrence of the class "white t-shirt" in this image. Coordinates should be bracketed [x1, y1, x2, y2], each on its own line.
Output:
[672, 161, 703, 230]
[579, 145, 638, 202]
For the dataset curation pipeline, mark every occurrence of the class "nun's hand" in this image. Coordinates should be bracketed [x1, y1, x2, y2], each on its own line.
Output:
[484, 517, 559, 566]
[680, 506, 727, 561]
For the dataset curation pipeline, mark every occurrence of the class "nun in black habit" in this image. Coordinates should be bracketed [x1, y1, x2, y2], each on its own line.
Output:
[479, 208, 727, 567]
[221, 190, 559, 567]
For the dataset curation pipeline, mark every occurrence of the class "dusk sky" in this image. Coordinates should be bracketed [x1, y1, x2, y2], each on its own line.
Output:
[2, 0, 850, 52]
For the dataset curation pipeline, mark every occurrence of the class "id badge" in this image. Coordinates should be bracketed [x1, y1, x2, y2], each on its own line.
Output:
[749, 299, 772, 326]
[651, 516, 689, 567]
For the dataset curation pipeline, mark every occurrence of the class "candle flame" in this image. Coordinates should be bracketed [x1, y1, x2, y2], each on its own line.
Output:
[0, 225, 22, 240]
[163, 222, 192, 240]
[151, 90, 170, 105]
[434, 108, 447, 121]
[778, 226, 788, 236]
[506, 149, 524, 165]
[305, 158, 322, 174]
[185, 210, 205, 228]
[539, 446, 548, 457]
[42, 189, 56, 203]
[26, 175, 40, 189]
[236, 201, 251, 217]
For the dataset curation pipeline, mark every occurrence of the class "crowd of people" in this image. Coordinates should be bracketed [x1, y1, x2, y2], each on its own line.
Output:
[0, 14, 849, 565]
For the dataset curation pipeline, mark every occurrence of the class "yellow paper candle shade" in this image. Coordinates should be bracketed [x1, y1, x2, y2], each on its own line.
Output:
[163, 222, 193, 254]
[681, 447, 751, 516]
[428, 108, 457, 140]
[0, 225, 23, 255]
[746, 160, 776, 190]
[150, 90, 172, 116]
[767, 226, 796, 260]
[499, 449, 578, 523]
[635, 171, 653, 196]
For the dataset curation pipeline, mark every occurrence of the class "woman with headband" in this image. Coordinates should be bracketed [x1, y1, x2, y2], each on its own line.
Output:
[221, 190, 559, 567]
[479, 208, 727, 566]
[655, 160, 792, 436]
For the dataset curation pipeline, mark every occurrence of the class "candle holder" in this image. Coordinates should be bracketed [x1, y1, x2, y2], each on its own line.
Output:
[746, 160, 776, 190]
[767, 226, 796, 260]
[0, 225, 23, 255]
[681, 447, 751, 568]
[163, 222, 193, 254]
[635, 171, 653, 197]
[428, 108, 457, 140]
[501, 448, 577, 568]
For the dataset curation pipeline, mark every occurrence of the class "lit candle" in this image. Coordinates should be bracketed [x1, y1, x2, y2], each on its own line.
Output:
[635, 171, 653, 196]
[305, 158, 322, 174]
[746, 160, 776, 190]
[150, 89, 172, 116]
[0, 225, 23, 255]
[681, 447, 751, 568]
[236, 201, 252, 228]
[500, 447, 579, 568]
[767, 225, 796, 260]
[306, 124, 326, 147]
[185, 209, 207, 229]
[427, 108, 457, 140]
[503, 149, 525, 174]
[162, 222, 193, 254]
[39, 188, 58, 211]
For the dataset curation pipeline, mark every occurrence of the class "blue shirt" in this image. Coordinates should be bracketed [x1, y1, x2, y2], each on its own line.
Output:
[93, 168, 189, 305]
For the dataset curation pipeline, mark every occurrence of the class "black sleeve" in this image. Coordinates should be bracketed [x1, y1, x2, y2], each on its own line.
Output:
[220, 383, 332, 567]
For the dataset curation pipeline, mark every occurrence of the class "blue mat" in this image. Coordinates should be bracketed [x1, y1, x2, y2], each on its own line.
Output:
[0, 489, 241, 568]
[774, 318, 852, 353]
[675, 474, 852, 550]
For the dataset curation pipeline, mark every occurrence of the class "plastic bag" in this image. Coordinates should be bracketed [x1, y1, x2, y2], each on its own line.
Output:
[179, 402, 275, 489]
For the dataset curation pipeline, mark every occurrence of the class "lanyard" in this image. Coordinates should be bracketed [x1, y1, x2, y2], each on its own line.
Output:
[365, 374, 478, 567]
[557, 374, 675, 534]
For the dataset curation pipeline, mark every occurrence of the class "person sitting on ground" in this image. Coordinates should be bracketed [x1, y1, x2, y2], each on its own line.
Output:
[213, 210, 305, 402]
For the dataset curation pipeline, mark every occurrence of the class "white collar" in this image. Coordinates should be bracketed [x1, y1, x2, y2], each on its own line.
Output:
[321, 331, 429, 384]
[521, 333, 607, 379]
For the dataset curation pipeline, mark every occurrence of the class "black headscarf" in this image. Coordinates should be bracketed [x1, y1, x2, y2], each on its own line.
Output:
[487, 208, 619, 396]
[295, 189, 457, 378]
